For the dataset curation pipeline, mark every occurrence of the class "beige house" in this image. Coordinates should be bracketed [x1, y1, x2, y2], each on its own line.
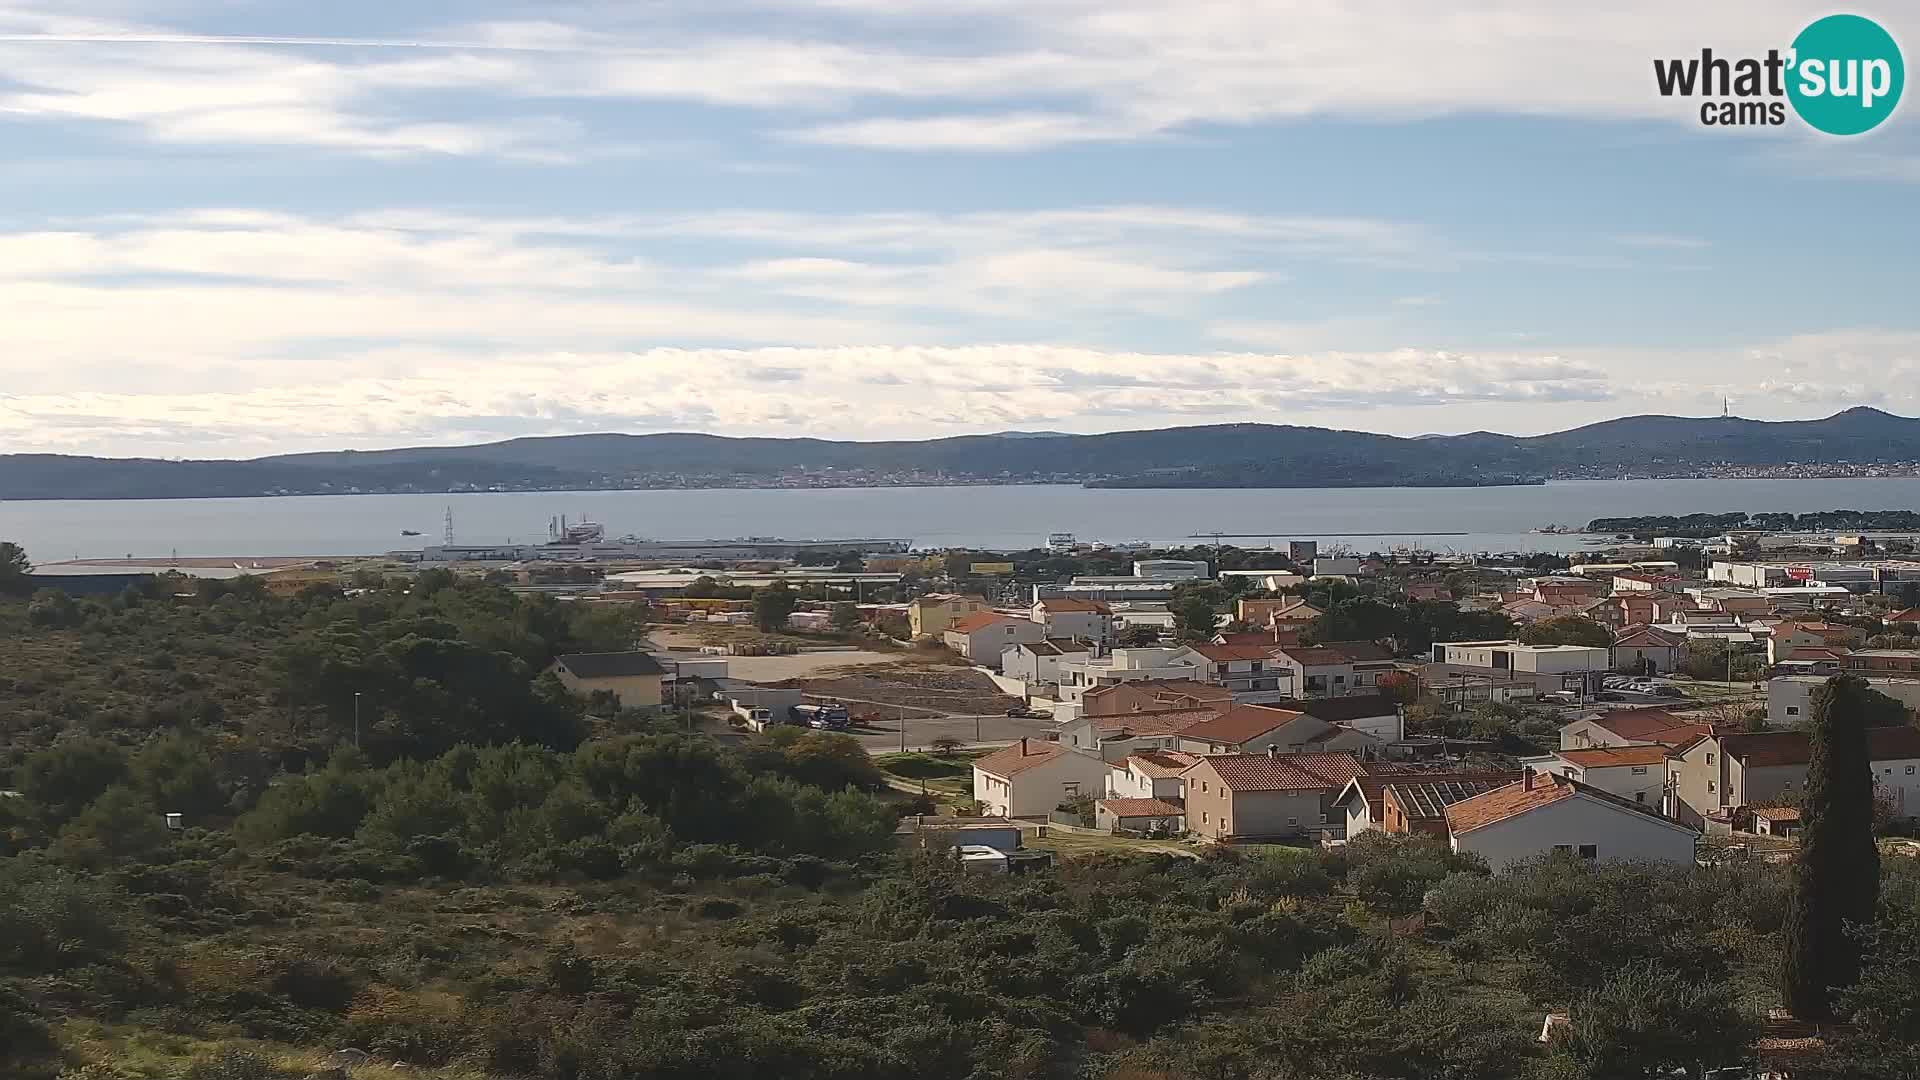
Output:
[1181, 752, 1365, 840]
[971, 738, 1113, 818]
[1665, 726, 1920, 827]
[549, 652, 665, 708]
[1765, 620, 1866, 665]
[908, 593, 989, 639]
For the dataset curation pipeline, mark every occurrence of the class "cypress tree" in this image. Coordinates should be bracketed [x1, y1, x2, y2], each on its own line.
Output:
[1779, 675, 1882, 1020]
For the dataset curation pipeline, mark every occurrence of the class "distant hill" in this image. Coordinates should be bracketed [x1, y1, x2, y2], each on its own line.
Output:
[4, 408, 1919, 500]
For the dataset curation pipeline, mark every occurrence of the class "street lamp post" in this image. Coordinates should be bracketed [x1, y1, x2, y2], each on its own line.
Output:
[353, 692, 362, 749]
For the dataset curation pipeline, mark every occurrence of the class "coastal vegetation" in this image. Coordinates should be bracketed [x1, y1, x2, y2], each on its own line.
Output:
[1585, 509, 1920, 537]
[5, 542, 1920, 1079]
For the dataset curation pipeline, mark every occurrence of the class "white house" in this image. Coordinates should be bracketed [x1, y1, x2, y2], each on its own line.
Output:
[1031, 597, 1115, 646]
[1520, 745, 1668, 807]
[944, 613, 1048, 669]
[1443, 772, 1698, 871]
[1056, 647, 1203, 703]
[1432, 640, 1611, 675]
[971, 739, 1114, 818]
[1170, 643, 1292, 695]
[1001, 639, 1091, 690]
[1131, 559, 1210, 580]
[1105, 750, 1199, 800]
[1768, 674, 1920, 727]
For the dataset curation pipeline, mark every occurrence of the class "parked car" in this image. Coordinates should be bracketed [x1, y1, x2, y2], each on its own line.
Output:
[1005, 705, 1050, 719]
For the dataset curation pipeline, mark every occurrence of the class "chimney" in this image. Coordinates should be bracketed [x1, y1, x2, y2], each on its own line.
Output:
[1020, 737, 1029, 756]
[1267, 744, 1279, 759]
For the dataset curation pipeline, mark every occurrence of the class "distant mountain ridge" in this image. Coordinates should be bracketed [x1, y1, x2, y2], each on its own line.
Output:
[4, 408, 1918, 500]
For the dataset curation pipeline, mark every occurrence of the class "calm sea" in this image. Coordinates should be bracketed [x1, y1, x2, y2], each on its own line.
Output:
[5, 478, 1920, 561]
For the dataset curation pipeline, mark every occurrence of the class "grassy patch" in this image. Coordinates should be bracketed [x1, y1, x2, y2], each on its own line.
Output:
[1027, 830, 1197, 859]
[874, 750, 979, 781]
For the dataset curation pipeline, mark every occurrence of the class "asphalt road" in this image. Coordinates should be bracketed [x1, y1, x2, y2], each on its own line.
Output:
[846, 713, 1057, 754]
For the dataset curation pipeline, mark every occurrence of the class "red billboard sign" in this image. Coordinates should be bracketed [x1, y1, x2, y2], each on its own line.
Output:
[1786, 566, 1815, 581]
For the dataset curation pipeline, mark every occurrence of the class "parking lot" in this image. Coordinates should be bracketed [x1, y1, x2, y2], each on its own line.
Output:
[844, 712, 1058, 754]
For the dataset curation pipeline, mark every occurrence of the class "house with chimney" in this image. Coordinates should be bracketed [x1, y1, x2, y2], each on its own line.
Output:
[1174, 704, 1381, 757]
[971, 738, 1113, 818]
[1664, 726, 1920, 827]
[1332, 770, 1521, 840]
[1444, 771, 1699, 871]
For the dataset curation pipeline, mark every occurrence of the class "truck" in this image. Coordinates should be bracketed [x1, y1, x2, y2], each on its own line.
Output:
[731, 700, 778, 732]
[792, 701, 851, 731]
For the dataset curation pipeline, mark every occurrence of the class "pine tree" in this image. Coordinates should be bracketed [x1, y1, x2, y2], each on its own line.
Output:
[1780, 675, 1882, 1020]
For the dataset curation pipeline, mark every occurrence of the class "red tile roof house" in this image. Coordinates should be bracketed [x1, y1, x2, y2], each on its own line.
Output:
[1106, 750, 1201, 801]
[1556, 708, 1716, 752]
[1175, 642, 1292, 694]
[1268, 645, 1362, 698]
[1884, 606, 1920, 628]
[1081, 679, 1232, 716]
[1175, 704, 1381, 757]
[1181, 752, 1368, 841]
[1443, 771, 1698, 871]
[1526, 745, 1671, 807]
[1093, 797, 1187, 835]
[1332, 770, 1522, 840]
[1030, 597, 1116, 646]
[1611, 624, 1688, 674]
[971, 738, 1114, 819]
[943, 612, 1048, 669]
[1056, 706, 1224, 762]
[1663, 726, 1920, 829]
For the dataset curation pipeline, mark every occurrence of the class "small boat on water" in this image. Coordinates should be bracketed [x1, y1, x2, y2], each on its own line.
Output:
[400, 529, 422, 536]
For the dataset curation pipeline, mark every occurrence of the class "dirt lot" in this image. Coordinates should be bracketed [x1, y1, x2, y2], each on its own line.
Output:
[776, 661, 1020, 718]
[649, 627, 971, 683]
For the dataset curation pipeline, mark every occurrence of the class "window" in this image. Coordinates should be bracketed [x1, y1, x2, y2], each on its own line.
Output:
[1635, 792, 1646, 803]
[1708, 780, 1716, 793]
[1335, 675, 1346, 684]
[1552, 844, 1572, 853]
[1706, 752, 1715, 765]
[1631, 766, 1648, 775]
[1202, 811, 1210, 824]
[1062, 783, 1079, 797]
[1578, 844, 1598, 860]
[1202, 781, 1209, 793]
[1908, 766, 1916, 775]
[1786, 706, 1800, 716]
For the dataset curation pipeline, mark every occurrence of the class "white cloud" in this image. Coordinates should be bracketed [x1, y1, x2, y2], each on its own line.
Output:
[0, 1, 1859, 157]
[0, 344, 1618, 454]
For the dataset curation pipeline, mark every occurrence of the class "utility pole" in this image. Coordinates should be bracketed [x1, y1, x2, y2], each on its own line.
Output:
[899, 703, 907, 753]
[353, 692, 363, 749]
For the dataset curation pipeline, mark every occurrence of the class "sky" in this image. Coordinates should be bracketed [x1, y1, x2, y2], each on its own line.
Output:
[2, 0, 1919, 458]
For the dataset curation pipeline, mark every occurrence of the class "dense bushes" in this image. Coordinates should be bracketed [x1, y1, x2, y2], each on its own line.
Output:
[232, 734, 898, 880]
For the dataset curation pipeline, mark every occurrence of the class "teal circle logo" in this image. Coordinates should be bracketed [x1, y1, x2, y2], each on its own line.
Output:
[1787, 14, 1903, 135]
